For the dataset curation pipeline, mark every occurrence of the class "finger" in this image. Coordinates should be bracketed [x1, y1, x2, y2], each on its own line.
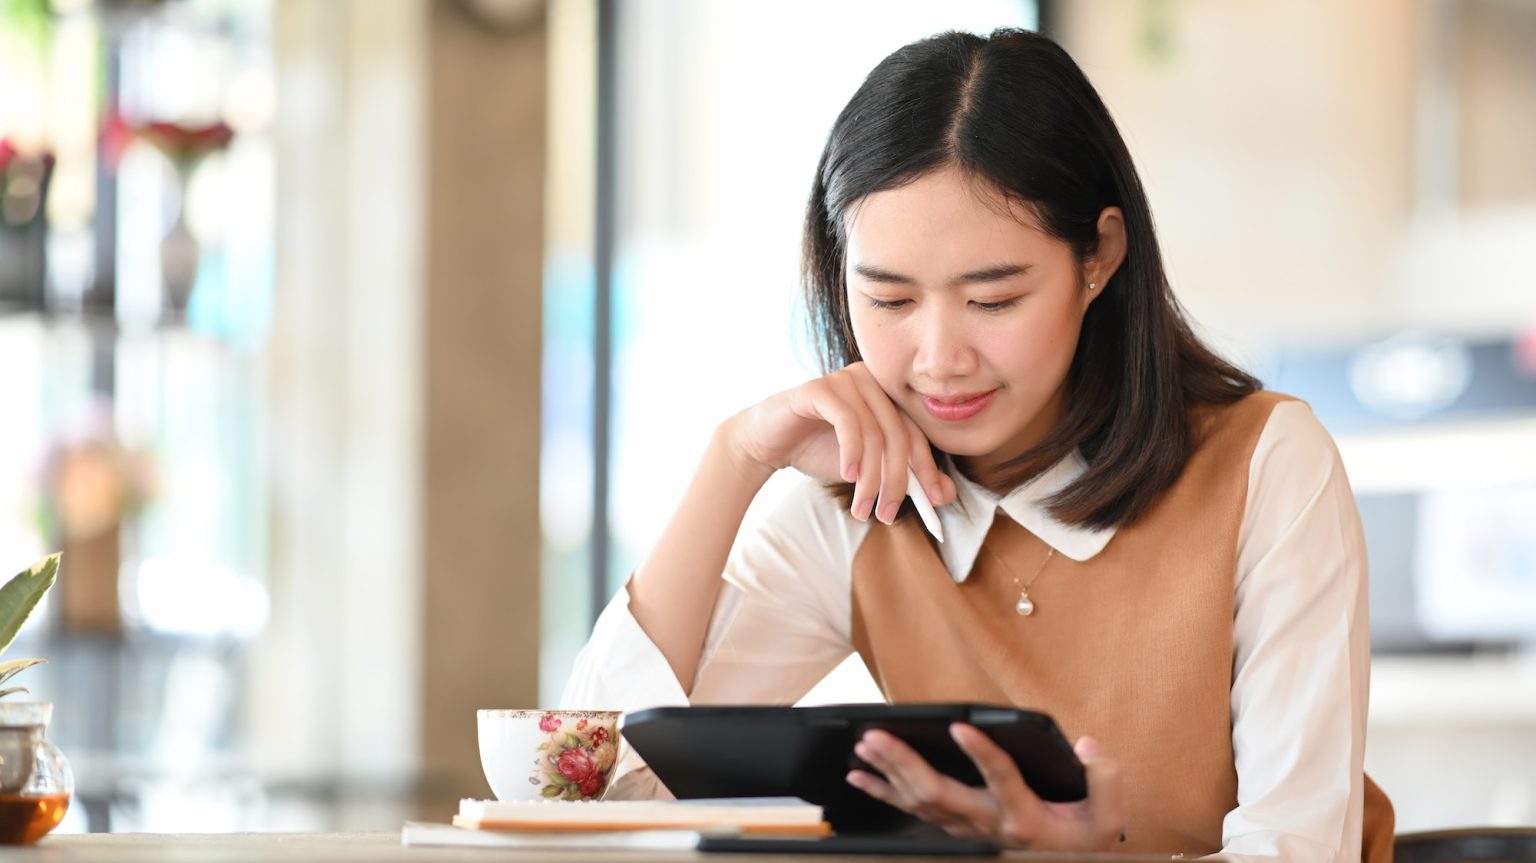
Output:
[796, 377, 865, 484]
[848, 397, 885, 523]
[950, 723, 1042, 820]
[857, 731, 996, 827]
[904, 414, 952, 505]
[847, 371, 909, 525]
[857, 423, 886, 523]
[850, 767, 981, 836]
[848, 765, 939, 821]
[1075, 736, 1127, 847]
[824, 374, 882, 520]
[952, 723, 1047, 848]
[846, 769, 900, 806]
[847, 363, 953, 508]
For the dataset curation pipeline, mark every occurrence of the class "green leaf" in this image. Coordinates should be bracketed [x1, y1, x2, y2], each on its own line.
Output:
[540, 786, 562, 798]
[0, 658, 45, 687]
[562, 787, 581, 801]
[0, 688, 28, 698]
[564, 733, 581, 749]
[0, 554, 59, 658]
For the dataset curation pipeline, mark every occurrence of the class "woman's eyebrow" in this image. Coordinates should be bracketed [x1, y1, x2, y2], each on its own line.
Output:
[852, 262, 1032, 287]
[949, 263, 1031, 286]
[851, 263, 916, 284]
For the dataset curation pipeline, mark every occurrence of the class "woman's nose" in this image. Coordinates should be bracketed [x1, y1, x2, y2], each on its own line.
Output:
[911, 310, 978, 379]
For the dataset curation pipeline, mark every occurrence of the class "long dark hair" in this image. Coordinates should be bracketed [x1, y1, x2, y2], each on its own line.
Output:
[803, 28, 1260, 530]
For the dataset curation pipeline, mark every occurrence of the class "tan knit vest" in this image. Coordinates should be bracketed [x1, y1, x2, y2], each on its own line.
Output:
[849, 392, 1394, 859]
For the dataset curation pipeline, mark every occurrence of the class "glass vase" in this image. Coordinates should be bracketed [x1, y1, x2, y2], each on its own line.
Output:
[0, 702, 74, 845]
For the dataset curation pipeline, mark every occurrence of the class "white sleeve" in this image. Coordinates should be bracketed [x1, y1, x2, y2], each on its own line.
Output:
[558, 475, 868, 797]
[1216, 400, 1371, 863]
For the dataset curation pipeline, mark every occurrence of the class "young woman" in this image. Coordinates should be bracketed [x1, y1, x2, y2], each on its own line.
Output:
[562, 28, 1393, 861]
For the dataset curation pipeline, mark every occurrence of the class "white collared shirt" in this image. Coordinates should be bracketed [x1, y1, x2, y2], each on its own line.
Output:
[561, 400, 1371, 863]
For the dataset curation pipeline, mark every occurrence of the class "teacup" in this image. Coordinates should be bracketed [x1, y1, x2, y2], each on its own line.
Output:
[477, 709, 623, 802]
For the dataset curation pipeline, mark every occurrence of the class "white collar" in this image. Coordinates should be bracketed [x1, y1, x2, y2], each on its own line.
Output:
[935, 451, 1117, 583]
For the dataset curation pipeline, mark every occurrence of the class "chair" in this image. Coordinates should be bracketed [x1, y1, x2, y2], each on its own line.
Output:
[1394, 827, 1536, 863]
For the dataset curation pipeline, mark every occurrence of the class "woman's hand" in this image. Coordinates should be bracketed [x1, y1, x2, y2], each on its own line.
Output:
[725, 362, 956, 523]
[847, 725, 1127, 851]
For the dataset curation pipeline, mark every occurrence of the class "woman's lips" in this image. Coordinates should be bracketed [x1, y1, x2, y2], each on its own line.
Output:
[919, 389, 997, 421]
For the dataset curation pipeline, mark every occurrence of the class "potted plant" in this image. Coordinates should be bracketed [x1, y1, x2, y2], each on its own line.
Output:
[0, 553, 73, 845]
[0, 553, 60, 699]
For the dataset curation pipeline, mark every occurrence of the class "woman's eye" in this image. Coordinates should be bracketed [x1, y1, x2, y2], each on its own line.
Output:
[971, 298, 1020, 312]
[867, 298, 910, 310]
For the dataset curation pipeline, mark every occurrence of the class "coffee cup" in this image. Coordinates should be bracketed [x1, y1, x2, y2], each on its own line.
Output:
[477, 709, 622, 802]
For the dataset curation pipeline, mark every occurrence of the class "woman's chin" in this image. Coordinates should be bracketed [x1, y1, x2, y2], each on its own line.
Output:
[923, 429, 1005, 460]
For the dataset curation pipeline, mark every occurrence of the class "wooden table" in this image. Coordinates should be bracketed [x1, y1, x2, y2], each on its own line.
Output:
[28, 833, 1210, 861]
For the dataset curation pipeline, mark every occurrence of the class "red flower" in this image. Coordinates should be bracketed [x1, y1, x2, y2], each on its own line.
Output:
[539, 716, 562, 733]
[591, 726, 609, 746]
[0, 138, 56, 179]
[576, 718, 588, 730]
[556, 747, 595, 785]
[132, 120, 235, 173]
[579, 771, 604, 797]
[100, 110, 135, 171]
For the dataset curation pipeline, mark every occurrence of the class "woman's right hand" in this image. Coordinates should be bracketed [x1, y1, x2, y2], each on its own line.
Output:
[725, 362, 957, 524]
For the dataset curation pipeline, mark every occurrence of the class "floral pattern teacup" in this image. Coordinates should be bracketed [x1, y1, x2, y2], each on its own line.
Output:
[477, 709, 622, 802]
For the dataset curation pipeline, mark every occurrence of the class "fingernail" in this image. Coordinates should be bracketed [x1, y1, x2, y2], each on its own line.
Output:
[929, 484, 944, 502]
[843, 463, 858, 483]
[876, 501, 897, 524]
[853, 498, 873, 521]
[1077, 737, 1100, 759]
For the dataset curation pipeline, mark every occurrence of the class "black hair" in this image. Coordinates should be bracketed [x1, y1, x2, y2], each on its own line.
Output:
[802, 28, 1260, 529]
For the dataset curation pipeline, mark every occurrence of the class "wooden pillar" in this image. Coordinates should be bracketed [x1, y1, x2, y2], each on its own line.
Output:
[420, 0, 546, 815]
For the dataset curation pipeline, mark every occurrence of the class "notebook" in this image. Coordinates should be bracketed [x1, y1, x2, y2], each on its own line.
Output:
[451, 796, 830, 836]
[401, 821, 704, 851]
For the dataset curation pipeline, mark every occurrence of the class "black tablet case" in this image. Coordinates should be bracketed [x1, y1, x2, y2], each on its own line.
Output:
[620, 703, 1086, 834]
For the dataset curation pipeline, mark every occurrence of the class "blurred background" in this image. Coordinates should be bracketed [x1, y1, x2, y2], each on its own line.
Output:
[1, 0, 1533, 838]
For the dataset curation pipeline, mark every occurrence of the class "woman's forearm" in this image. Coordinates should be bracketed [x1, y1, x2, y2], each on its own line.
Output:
[626, 419, 775, 694]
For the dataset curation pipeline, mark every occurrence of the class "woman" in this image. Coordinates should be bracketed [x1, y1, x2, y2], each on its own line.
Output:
[562, 27, 1393, 861]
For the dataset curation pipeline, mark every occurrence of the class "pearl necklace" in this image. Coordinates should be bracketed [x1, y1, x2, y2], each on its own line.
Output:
[981, 543, 1056, 616]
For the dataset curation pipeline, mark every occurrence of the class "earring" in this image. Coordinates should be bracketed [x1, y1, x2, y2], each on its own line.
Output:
[1088, 282, 1097, 291]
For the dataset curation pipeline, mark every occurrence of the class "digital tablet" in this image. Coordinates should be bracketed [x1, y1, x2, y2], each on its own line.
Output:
[620, 703, 1086, 833]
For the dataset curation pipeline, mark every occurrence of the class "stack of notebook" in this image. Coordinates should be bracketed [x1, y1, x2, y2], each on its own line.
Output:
[402, 797, 829, 850]
[452, 797, 829, 835]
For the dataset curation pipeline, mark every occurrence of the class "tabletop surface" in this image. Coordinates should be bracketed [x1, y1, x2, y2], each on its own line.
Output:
[27, 832, 1214, 862]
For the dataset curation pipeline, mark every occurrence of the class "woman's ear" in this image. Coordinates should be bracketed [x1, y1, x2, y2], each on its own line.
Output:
[1088, 207, 1128, 299]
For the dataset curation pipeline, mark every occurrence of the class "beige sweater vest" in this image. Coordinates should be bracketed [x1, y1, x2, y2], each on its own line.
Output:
[848, 392, 1394, 859]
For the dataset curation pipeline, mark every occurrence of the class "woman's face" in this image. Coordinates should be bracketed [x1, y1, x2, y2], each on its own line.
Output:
[844, 166, 1117, 474]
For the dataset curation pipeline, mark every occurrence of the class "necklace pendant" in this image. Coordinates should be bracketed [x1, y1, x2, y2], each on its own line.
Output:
[1015, 592, 1035, 617]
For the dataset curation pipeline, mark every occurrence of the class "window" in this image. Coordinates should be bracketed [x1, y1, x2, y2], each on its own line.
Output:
[542, 0, 1041, 703]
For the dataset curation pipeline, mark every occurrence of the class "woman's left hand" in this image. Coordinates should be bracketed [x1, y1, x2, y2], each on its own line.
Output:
[847, 724, 1126, 851]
